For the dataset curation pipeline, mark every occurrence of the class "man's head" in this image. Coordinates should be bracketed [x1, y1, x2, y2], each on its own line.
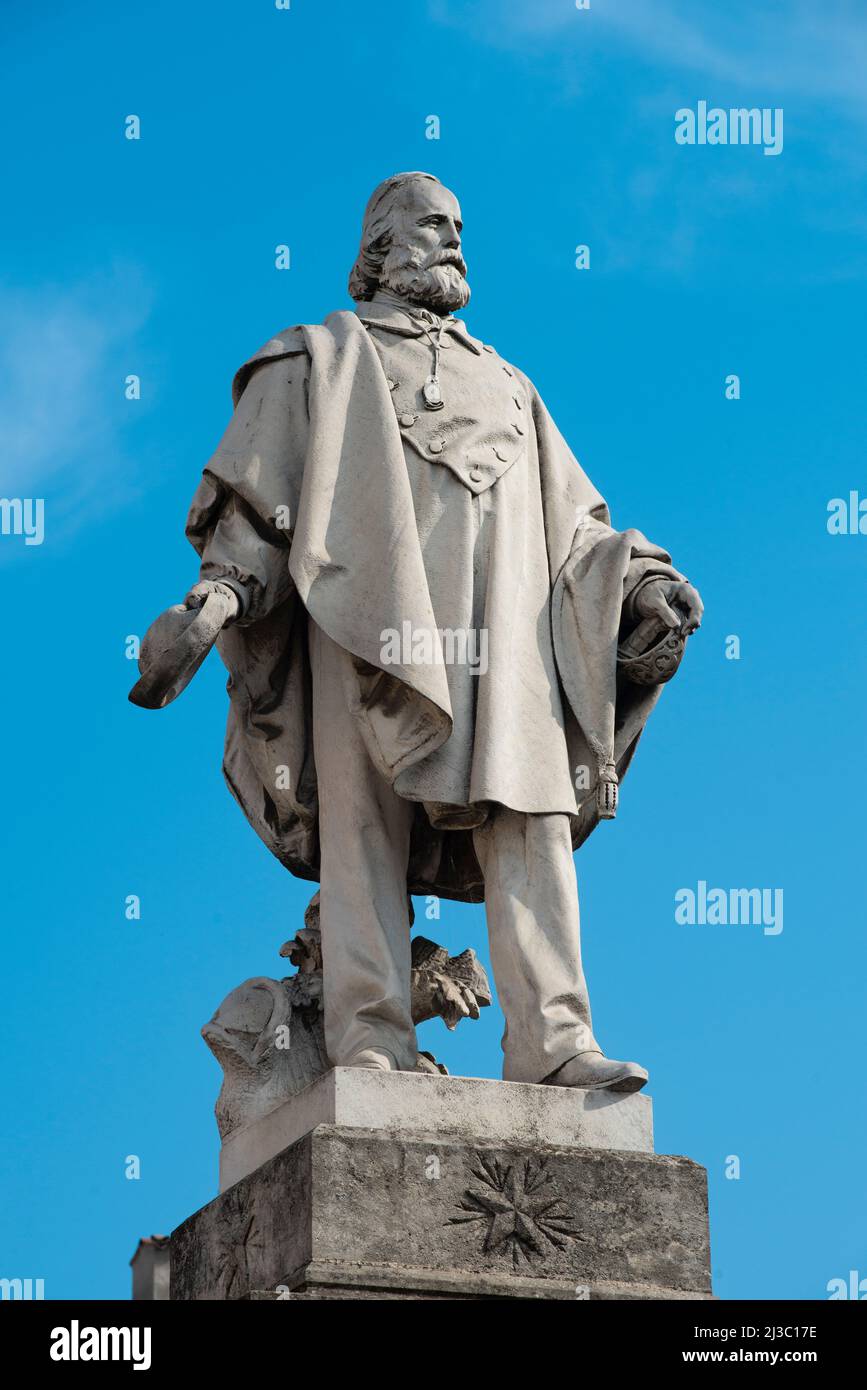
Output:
[348, 172, 470, 314]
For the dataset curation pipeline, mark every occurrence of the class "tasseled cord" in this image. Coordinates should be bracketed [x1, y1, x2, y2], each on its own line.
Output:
[596, 762, 619, 820]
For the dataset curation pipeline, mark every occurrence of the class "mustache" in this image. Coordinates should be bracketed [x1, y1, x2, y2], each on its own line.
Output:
[430, 250, 467, 277]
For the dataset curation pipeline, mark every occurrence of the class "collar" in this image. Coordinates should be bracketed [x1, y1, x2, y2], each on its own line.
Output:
[354, 291, 482, 354]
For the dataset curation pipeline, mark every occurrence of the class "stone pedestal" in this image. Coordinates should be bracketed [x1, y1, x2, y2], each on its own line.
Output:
[218, 1066, 654, 1192]
[171, 1071, 712, 1301]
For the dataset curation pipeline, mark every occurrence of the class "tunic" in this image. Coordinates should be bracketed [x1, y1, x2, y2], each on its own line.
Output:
[357, 294, 578, 825]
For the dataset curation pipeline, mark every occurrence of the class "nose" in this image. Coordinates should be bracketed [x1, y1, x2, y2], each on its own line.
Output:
[443, 219, 461, 249]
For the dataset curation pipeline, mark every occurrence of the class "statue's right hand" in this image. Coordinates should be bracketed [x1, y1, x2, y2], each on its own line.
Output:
[130, 581, 241, 709]
[183, 579, 240, 625]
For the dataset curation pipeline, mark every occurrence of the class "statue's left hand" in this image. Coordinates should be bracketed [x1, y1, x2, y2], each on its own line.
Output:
[634, 578, 703, 636]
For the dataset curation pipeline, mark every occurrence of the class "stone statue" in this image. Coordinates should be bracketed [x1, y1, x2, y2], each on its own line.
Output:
[132, 172, 702, 1096]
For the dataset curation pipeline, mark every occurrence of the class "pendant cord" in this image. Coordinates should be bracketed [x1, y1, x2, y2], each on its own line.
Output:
[419, 322, 445, 409]
[420, 321, 443, 376]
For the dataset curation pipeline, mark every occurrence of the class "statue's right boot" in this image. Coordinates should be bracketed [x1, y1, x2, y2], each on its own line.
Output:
[542, 1051, 648, 1093]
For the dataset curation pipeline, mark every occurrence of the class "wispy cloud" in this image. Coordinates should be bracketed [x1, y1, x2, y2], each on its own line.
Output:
[0, 268, 152, 559]
[600, 1, 867, 113]
[430, 0, 867, 115]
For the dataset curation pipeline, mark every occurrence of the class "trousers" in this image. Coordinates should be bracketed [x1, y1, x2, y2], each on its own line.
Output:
[308, 620, 600, 1083]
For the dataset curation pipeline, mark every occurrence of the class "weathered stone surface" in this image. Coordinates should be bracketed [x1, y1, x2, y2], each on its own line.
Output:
[172, 1124, 711, 1301]
[218, 1067, 654, 1192]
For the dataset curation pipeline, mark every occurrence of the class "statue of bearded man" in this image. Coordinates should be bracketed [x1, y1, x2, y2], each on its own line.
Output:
[162, 172, 702, 1091]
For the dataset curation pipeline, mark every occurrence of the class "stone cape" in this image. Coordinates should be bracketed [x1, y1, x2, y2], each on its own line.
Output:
[185, 310, 684, 901]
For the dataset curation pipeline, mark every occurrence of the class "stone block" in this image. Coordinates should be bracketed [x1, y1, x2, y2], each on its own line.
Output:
[173, 1121, 712, 1301]
[218, 1067, 654, 1192]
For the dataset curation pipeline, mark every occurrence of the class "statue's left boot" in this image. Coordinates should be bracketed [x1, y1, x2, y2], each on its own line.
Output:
[542, 1050, 648, 1093]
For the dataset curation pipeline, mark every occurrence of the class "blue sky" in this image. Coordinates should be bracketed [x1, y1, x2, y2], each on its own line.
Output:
[1, 0, 865, 1301]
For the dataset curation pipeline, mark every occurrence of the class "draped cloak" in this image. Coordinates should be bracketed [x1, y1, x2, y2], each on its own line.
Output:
[185, 308, 686, 902]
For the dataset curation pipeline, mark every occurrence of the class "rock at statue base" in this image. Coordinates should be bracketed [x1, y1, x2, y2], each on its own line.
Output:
[170, 1070, 712, 1301]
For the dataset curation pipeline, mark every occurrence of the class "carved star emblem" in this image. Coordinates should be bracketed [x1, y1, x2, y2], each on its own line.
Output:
[215, 1189, 264, 1298]
[449, 1153, 580, 1267]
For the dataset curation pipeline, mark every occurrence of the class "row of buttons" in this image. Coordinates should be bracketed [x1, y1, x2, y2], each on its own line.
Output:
[388, 345, 525, 491]
[397, 413, 513, 462]
[398, 402, 521, 427]
[480, 346, 503, 484]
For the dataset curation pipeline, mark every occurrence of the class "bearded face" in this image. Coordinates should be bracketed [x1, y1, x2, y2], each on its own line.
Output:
[379, 242, 471, 314]
[348, 176, 472, 313]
